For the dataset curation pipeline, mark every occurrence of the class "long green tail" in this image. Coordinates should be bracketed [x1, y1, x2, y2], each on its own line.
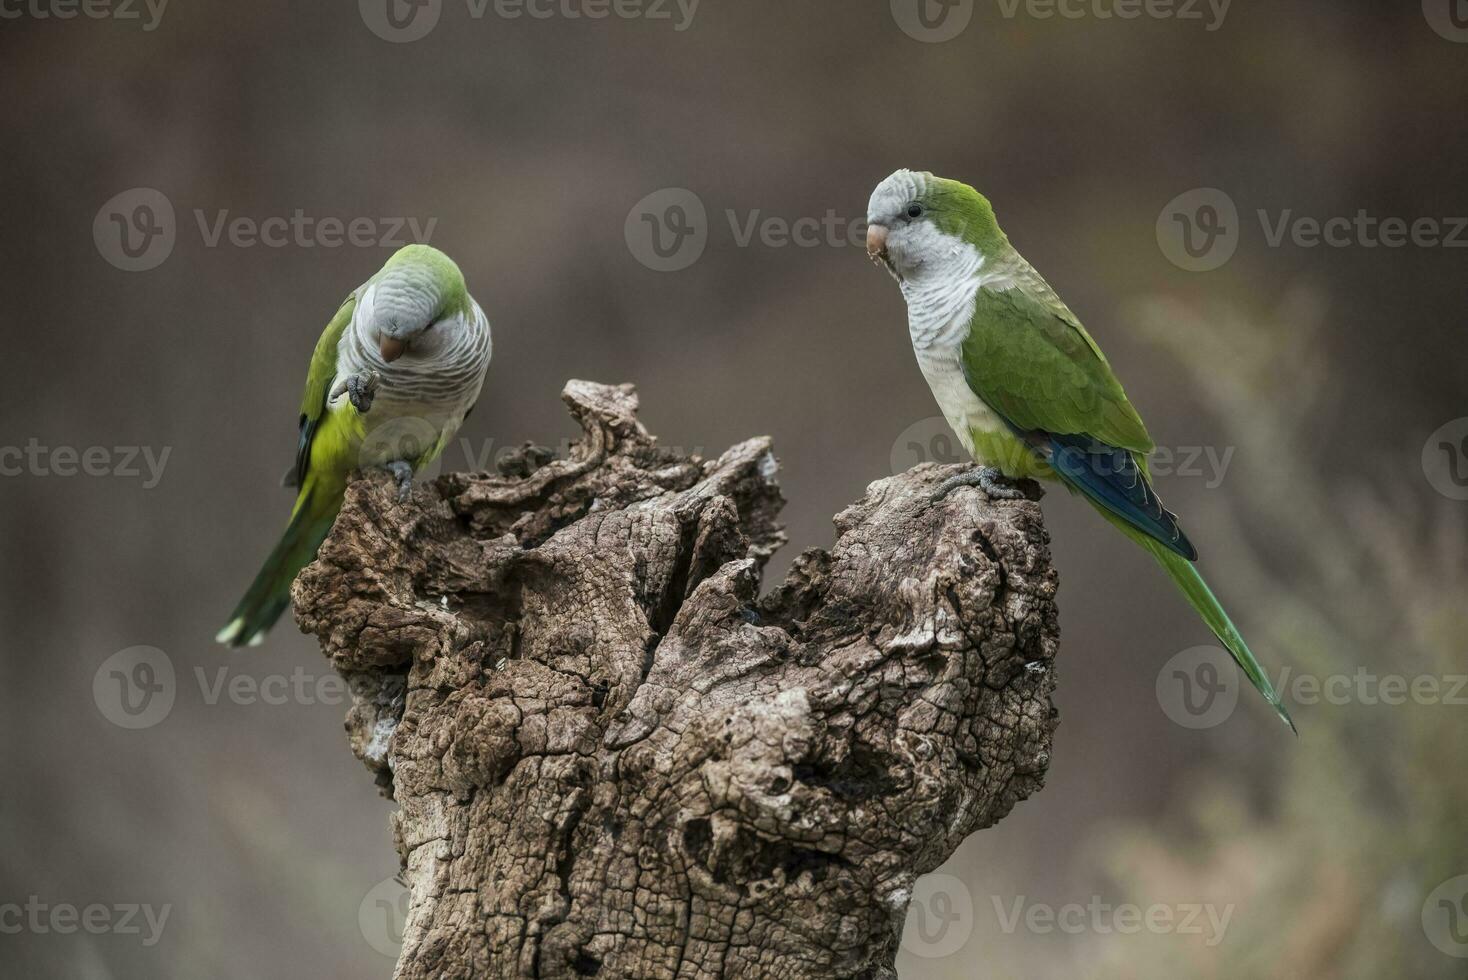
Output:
[216, 478, 343, 648]
[1102, 510, 1296, 733]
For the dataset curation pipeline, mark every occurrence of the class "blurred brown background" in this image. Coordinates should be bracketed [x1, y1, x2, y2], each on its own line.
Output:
[3, 2, 1466, 977]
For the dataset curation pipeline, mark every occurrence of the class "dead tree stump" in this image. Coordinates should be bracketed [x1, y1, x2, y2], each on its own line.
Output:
[293, 380, 1059, 979]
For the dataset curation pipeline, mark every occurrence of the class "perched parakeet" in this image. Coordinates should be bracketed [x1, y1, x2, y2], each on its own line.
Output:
[866, 170, 1294, 732]
[216, 244, 492, 648]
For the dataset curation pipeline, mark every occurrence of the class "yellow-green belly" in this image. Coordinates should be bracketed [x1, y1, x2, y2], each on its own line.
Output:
[964, 424, 1055, 480]
[307, 400, 457, 484]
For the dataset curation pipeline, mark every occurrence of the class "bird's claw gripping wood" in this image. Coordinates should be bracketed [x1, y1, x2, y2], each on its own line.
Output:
[331, 370, 381, 415]
[385, 459, 413, 502]
[932, 465, 1029, 502]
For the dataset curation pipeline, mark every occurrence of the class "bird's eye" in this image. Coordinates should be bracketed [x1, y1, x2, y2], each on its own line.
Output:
[906, 203, 925, 219]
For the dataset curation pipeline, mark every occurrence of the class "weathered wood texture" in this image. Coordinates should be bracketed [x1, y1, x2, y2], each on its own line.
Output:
[295, 381, 1059, 979]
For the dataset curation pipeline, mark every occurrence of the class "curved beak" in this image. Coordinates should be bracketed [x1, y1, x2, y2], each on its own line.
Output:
[866, 223, 889, 260]
[379, 336, 407, 363]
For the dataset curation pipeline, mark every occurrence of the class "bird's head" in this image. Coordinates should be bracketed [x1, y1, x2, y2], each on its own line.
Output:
[358, 244, 469, 363]
[866, 170, 1005, 282]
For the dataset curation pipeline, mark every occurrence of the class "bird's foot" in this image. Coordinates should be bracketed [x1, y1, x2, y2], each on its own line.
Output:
[932, 466, 1028, 502]
[384, 460, 414, 503]
[332, 371, 381, 415]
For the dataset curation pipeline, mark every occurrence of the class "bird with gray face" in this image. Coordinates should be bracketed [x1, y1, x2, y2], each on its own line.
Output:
[216, 244, 492, 648]
[866, 169, 1294, 731]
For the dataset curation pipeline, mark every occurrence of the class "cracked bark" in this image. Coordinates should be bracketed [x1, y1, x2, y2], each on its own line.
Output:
[294, 380, 1060, 980]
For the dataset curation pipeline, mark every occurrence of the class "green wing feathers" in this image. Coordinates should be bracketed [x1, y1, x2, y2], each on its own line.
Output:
[218, 294, 355, 648]
[962, 281, 1154, 453]
[300, 293, 356, 420]
[289, 293, 356, 489]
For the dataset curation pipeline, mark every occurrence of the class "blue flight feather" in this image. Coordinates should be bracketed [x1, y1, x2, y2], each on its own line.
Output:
[1046, 433, 1198, 561]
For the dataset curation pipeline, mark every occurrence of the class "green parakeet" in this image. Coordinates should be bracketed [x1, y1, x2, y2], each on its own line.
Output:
[216, 244, 492, 648]
[866, 170, 1294, 732]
